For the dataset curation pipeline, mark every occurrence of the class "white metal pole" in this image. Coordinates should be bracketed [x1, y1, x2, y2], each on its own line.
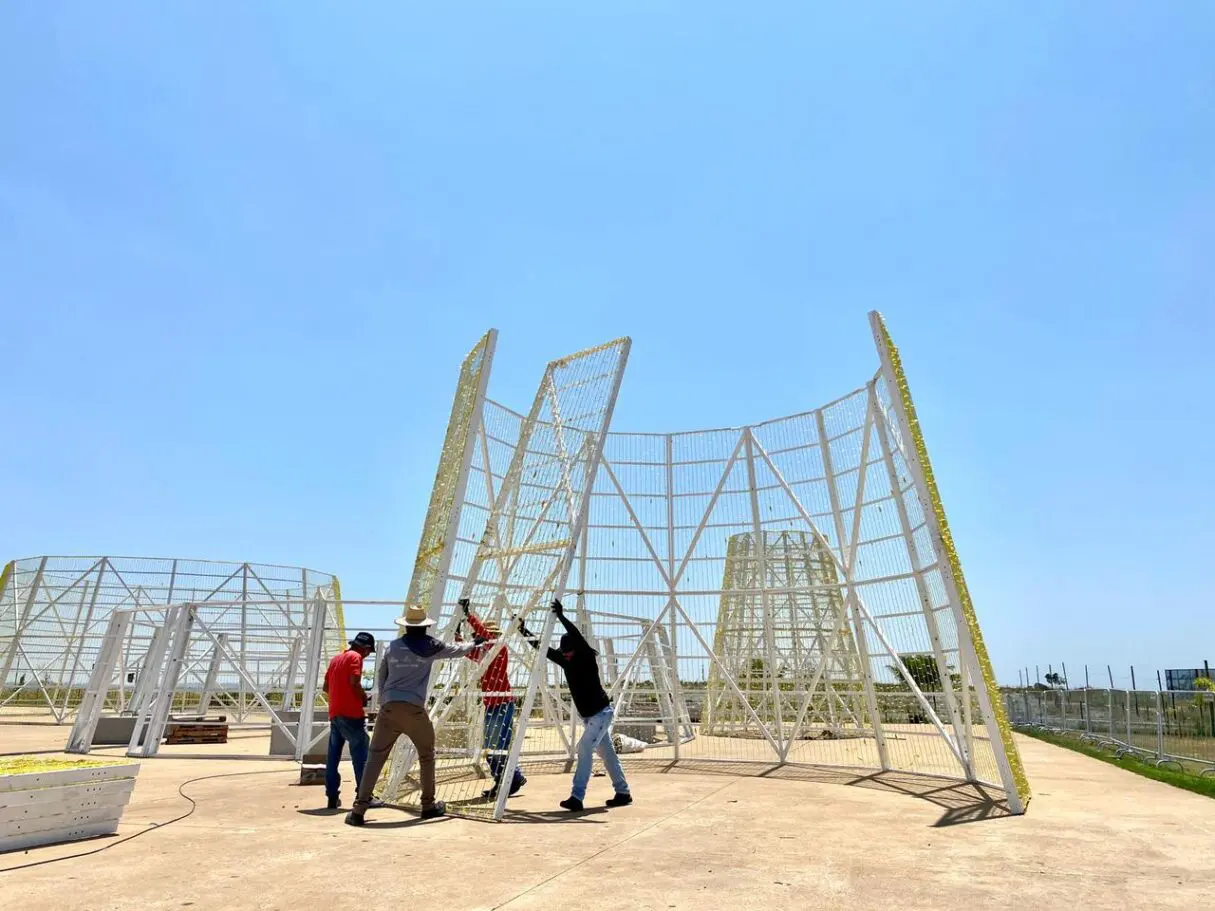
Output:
[295, 594, 329, 762]
[198, 632, 228, 716]
[66, 611, 132, 754]
[665, 433, 683, 759]
[280, 635, 305, 710]
[128, 624, 168, 718]
[743, 429, 784, 759]
[0, 557, 48, 696]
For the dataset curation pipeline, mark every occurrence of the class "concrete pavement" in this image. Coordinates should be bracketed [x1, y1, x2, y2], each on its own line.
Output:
[1, 724, 1212, 910]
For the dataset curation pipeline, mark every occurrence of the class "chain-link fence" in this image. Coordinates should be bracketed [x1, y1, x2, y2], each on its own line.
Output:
[1004, 687, 1215, 776]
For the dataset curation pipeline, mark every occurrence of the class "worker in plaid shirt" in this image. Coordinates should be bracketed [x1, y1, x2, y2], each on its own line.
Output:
[457, 598, 527, 799]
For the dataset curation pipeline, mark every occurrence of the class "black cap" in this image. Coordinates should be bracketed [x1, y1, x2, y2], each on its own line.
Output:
[350, 631, 375, 650]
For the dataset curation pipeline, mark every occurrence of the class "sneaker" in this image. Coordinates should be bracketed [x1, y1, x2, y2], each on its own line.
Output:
[508, 774, 527, 796]
[369, 797, 385, 809]
[344, 811, 365, 827]
[559, 797, 584, 812]
[605, 793, 632, 808]
[482, 786, 499, 800]
[327, 795, 341, 810]
[420, 800, 446, 820]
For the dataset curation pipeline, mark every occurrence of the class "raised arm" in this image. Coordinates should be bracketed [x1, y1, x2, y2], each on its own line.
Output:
[460, 600, 491, 639]
[518, 616, 564, 665]
[551, 599, 593, 653]
[433, 640, 479, 660]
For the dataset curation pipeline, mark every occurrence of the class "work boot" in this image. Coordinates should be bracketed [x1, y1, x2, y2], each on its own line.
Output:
[327, 794, 340, 810]
[420, 801, 446, 820]
[605, 793, 632, 807]
[509, 774, 527, 796]
[560, 797, 584, 812]
[344, 811, 365, 827]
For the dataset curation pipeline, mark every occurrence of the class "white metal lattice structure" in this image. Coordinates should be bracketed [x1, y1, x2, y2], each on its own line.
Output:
[65, 594, 333, 761]
[703, 530, 869, 739]
[381, 314, 1029, 819]
[0, 557, 344, 722]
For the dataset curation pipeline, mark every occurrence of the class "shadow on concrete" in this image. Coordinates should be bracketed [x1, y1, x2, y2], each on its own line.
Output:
[512, 758, 1013, 827]
[295, 807, 346, 818]
[503, 807, 609, 824]
[360, 815, 454, 830]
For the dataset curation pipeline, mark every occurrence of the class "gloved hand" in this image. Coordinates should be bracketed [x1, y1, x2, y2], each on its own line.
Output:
[473, 635, 489, 647]
[516, 617, 533, 639]
[459, 598, 471, 617]
[550, 599, 564, 616]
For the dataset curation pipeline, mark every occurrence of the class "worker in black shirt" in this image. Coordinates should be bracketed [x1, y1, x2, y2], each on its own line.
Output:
[519, 600, 632, 811]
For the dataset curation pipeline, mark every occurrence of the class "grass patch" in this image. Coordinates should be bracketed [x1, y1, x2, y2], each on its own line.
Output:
[1018, 726, 1215, 799]
[0, 756, 129, 776]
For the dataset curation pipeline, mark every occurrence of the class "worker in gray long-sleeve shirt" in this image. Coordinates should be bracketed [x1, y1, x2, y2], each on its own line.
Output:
[345, 604, 482, 826]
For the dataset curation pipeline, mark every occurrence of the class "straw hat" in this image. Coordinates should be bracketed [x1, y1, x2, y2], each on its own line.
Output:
[483, 620, 501, 635]
[395, 604, 436, 628]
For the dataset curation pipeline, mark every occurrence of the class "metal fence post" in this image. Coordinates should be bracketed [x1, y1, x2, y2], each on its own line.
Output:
[1126, 689, 1133, 751]
[1108, 688, 1114, 742]
[1155, 690, 1164, 761]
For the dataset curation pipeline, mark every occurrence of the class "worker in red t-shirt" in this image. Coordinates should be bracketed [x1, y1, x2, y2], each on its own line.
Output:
[458, 598, 527, 800]
[322, 631, 375, 810]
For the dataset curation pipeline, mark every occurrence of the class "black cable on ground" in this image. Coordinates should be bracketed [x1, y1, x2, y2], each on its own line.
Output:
[0, 768, 293, 875]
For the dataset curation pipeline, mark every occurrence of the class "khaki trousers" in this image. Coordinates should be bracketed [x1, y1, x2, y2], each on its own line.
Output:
[353, 701, 436, 812]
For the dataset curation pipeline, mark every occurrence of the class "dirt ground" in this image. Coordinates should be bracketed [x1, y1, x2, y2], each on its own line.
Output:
[1, 723, 1212, 910]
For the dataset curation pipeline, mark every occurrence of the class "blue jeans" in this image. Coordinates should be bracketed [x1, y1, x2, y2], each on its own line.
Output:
[571, 706, 629, 801]
[483, 701, 525, 788]
[325, 715, 369, 799]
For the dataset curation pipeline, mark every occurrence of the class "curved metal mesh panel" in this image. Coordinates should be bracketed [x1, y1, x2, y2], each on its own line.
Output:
[377, 318, 1026, 818]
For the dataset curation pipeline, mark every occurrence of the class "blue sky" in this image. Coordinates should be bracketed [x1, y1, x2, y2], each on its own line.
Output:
[2, 3, 1212, 686]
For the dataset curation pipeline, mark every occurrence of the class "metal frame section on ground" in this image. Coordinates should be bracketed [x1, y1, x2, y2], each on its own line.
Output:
[0, 557, 344, 722]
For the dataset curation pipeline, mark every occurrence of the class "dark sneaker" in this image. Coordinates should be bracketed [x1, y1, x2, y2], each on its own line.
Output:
[559, 797, 584, 812]
[420, 800, 446, 820]
[509, 774, 527, 796]
[369, 797, 385, 809]
[344, 811, 365, 827]
[482, 786, 499, 800]
[327, 795, 340, 810]
[605, 793, 632, 807]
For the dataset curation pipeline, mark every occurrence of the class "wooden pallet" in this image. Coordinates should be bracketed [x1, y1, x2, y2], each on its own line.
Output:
[164, 721, 229, 745]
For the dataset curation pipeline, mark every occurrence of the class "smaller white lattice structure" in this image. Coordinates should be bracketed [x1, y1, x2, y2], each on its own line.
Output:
[64, 594, 337, 761]
[703, 530, 869, 739]
[0, 557, 344, 723]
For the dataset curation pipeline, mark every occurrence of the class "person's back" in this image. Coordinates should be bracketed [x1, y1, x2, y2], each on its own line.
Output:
[550, 640, 610, 720]
[379, 633, 461, 707]
[348, 606, 478, 826]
